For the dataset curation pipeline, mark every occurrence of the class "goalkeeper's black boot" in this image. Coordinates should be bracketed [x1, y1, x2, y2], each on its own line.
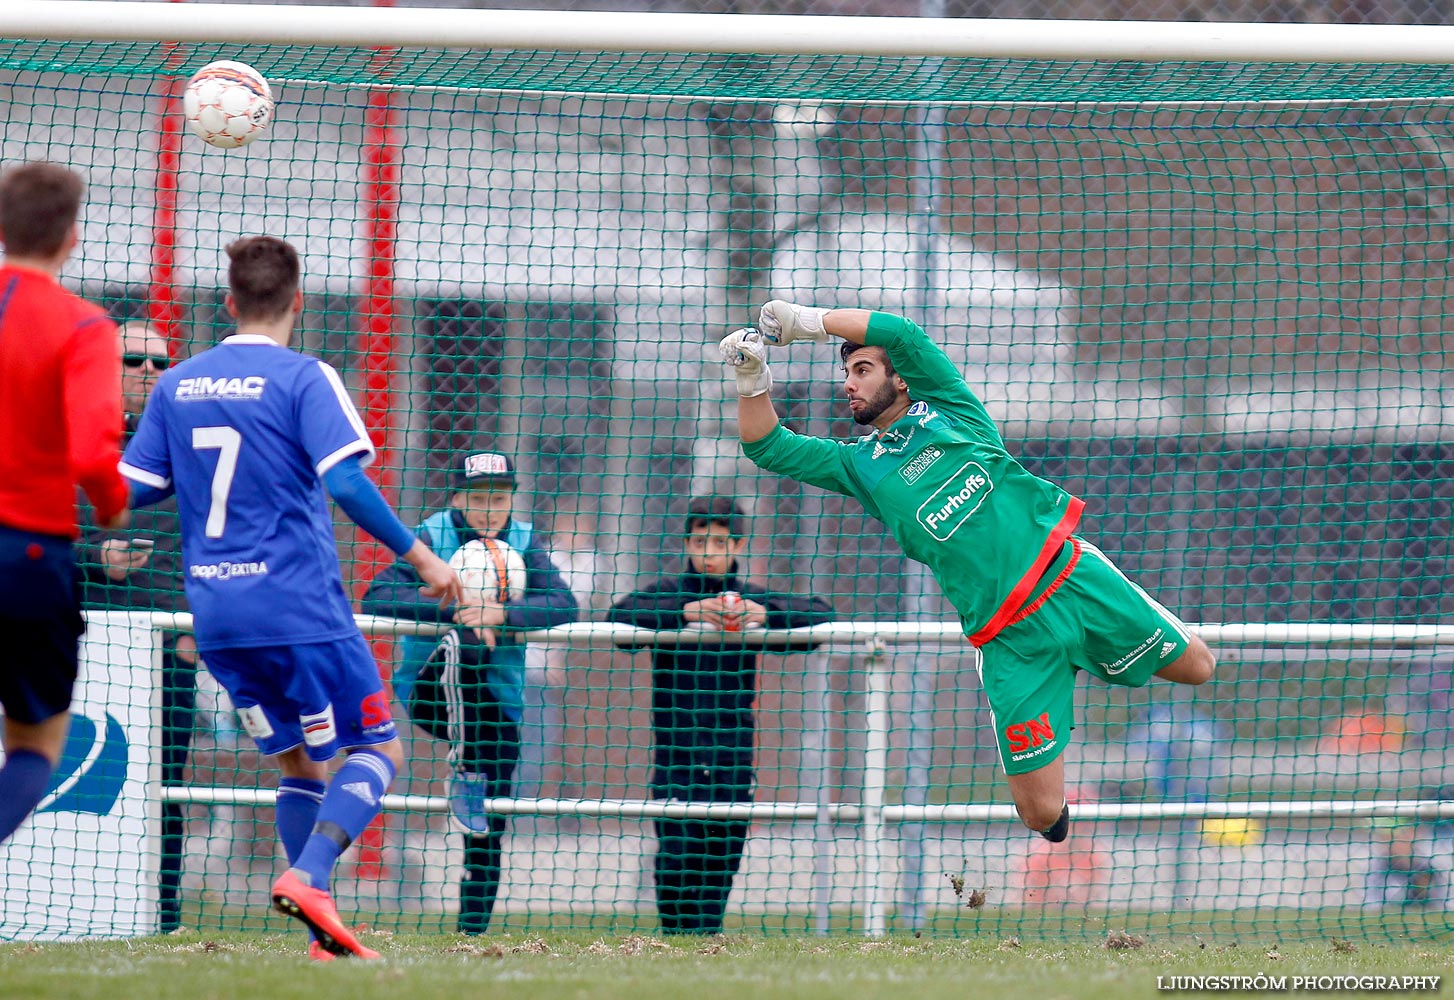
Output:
[1039, 802, 1070, 843]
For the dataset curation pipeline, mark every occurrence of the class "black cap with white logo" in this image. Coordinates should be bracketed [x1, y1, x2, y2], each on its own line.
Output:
[455, 451, 516, 488]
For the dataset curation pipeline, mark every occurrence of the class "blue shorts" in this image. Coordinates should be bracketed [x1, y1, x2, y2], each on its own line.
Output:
[204, 634, 397, 761]
[0, 525, 82, 725]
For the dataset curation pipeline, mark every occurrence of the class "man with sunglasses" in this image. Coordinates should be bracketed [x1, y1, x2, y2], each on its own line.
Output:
[94, 324, 173, 580]
[78, 319, 195, 933]
[120, 323, 172, 418]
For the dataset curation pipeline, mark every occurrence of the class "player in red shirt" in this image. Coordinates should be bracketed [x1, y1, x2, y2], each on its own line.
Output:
[0, 162, 130, 845]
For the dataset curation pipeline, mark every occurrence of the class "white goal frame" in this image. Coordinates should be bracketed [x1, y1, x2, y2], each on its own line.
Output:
[16, 3, 1454, 935]
[10, 1, 1454, 62]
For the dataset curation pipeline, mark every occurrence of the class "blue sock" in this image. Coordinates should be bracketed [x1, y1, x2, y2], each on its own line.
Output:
[276, 777, 325, 945]
[292, 750, 395, 893]
[0, 750, 55, 845]
[276, 778, 326, 863]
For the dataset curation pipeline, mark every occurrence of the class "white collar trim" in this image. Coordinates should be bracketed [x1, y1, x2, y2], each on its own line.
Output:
[222, 334, 283, 346]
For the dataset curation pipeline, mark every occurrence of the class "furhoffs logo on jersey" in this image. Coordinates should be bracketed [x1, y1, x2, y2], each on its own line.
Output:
[1005, 712, 1057, 760]
[916, 461, 994, 541]
[899, 445, 945, 486]
[175, 375, 267, 402]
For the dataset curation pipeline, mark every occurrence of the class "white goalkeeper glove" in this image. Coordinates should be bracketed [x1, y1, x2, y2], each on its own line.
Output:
[719, 327, 773, 397]
[758, 299, 830, 346]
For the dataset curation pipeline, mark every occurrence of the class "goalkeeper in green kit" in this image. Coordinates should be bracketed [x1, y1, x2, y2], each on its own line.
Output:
[720, 303, 1216, 842]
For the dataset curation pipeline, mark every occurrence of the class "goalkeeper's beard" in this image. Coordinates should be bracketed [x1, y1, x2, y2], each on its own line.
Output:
[850, 381, 901, 425]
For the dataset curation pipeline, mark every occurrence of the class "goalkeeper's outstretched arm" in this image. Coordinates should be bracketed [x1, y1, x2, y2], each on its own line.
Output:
[737, 385, 778, 443]
[722, 305, 875, 443]
[719, 327, 779, 443]
[721, 317, 865, 499]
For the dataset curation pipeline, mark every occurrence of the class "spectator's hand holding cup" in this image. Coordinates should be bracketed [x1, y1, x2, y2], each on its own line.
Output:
[683, 598, 725, 629]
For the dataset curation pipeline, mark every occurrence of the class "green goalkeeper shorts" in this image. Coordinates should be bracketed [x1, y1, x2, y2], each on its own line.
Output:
[977, 537, 1194, 776]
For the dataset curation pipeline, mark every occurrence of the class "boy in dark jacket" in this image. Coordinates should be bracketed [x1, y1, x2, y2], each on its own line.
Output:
[608, 496, 834, 935]
[362, 450, 578, 934]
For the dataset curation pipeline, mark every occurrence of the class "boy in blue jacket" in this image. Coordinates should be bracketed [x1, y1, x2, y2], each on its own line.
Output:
[363, 450, 577, 934]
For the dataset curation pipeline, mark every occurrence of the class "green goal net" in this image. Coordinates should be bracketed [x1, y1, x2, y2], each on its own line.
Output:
[1, 10, 1452, 945]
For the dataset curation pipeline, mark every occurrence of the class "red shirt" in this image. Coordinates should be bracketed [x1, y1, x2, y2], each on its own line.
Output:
[0, 264, 127, 538]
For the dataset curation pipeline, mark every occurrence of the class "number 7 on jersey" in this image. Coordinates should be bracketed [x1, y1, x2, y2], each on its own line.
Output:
[192, 425, 241, 538]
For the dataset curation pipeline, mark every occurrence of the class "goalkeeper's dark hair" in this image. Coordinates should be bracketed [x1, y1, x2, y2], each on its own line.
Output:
[685, 495, 746, 538]
[227, 235, 299, 321]
[840, 340, 897, 378]
[0, 162, 83, 258]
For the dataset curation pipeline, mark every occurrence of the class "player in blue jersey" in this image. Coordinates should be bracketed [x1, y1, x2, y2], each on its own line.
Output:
[120, 236, 462, 960]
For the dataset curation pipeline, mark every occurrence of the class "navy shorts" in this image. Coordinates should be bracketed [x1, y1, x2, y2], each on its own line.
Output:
[0, 525, 83, 725]
[204, 633, 396, 761]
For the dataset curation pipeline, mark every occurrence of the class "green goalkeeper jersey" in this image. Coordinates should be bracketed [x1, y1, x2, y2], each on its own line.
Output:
[742, 311, 1084, 646]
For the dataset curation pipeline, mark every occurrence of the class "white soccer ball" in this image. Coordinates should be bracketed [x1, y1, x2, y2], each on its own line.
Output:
[449, 537, 528, 604]
[182, 60, 274, 149]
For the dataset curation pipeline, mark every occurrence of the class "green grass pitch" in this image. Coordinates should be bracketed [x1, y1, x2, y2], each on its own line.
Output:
[1, 932, 1449, 1000]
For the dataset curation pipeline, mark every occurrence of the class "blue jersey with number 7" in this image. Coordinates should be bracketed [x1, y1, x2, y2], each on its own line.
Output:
[120, 334, 375, 652]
